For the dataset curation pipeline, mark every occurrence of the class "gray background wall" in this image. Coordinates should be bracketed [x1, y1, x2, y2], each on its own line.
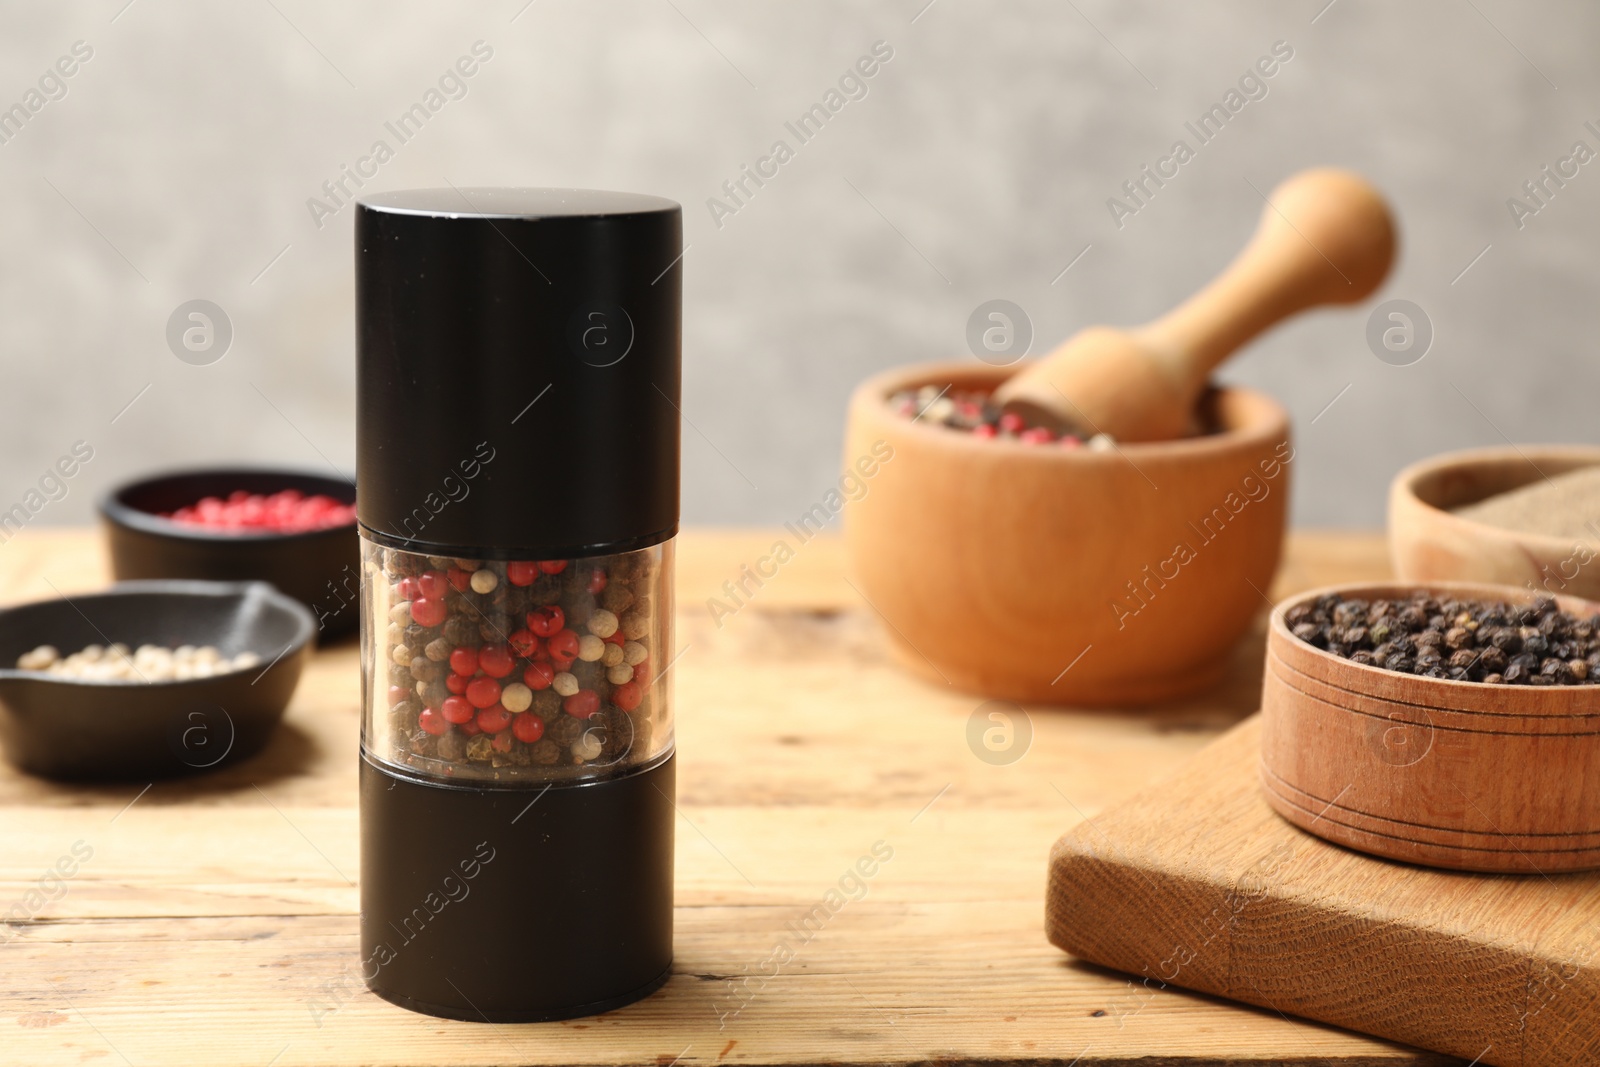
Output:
[0, 0, 1594, 529]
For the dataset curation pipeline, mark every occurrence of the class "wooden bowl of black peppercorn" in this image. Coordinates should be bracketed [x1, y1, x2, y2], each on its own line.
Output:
[1260, 580, 1600, 873]
[100, 468, 359, 640]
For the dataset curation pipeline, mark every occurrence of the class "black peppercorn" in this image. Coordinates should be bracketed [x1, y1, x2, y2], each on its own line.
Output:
[437, 730, 467, 762]
[1490, 628, 1522, 653]
[549, 714, 584, 747]
[417, 679, 449, 709]
[1292, 622, 1325, 647]
[1287, 591, 1600, 685]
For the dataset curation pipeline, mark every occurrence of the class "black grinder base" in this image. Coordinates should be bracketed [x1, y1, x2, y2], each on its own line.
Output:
[359, 752, 675, 1022]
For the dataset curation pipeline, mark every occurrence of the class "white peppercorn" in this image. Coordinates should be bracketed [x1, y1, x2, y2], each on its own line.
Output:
[501, 682, 533, 712]
[470, 569, 498, 594]
[578, 634, 606, 662]
[552, 671, 580, 697]
[571, 731, 603, 762]
[587, 609, 619, 639]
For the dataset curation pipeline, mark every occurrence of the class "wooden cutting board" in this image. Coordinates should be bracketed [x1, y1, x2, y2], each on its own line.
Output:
[1047, 716, 1600, 1067]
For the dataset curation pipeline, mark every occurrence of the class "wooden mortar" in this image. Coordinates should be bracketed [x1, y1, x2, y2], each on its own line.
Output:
[1261, 581, 1600, 873]
[843, 361, 1290, 706]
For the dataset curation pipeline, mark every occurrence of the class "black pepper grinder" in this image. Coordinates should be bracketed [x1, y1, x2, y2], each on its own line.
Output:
[355, 189, 681, 1021]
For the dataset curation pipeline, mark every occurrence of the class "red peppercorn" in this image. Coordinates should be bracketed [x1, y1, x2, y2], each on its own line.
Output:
[613, 680, 643, 711]
[418, 571, 450, 599]
[632, 659, 651, 686]
[410, 597, 447, 627]
[1060, 435, 1083, 450]
[527, 605, 565, 638]
[546, 628, 580, 665]
[162, 489, 356, 533]
[447, 568, 472, 592]
[458, 719, 483, 737]
[602, 629, 625, 647]
[445, 673, 468, 695]
[507, 561, 540, 586]
[538, 560, 568, 574]
[523, 660, 554, 690]
[1019, 426, 1055, 445]
[563, 689, 600, 718]
[478, 643, 515, 678]
[491, 730, 515, 753]
[971, 423, 997, 439]
[512, 713, 545, 743]
[998, 411, 1025, 434]
[465, 676, 502, 709]
[476, 705, 512, 734]
[388, 685, 410, 707]
[442, 696, 476, 725]
[449, 647, 479, 676]
[397, 577, 421, 602]
[418, 707, 449, 735]
[587, 567, 608, 594]
[508, 629, 539, 658]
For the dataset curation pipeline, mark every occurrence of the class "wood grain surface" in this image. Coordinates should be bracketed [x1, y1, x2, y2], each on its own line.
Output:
[0, 527, 1462, 1066]
[1048, 718, 1600, 1067]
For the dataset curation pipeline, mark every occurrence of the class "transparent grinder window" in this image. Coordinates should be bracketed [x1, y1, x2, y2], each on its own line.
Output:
[362, 542, 673, 782]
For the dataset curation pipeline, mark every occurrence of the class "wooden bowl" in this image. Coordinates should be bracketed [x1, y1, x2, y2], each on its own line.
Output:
[1260, 581, 1600, 873]
[1389, 445, 1600, 600]
[842, 361, 1291, 705]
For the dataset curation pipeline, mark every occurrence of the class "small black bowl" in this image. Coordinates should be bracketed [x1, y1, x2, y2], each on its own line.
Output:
[0, 581, 315, 780]
[99, 468, 359, 639]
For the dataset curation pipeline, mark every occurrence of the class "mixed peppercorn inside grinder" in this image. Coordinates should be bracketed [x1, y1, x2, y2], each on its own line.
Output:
[356, 188, 681, 1022]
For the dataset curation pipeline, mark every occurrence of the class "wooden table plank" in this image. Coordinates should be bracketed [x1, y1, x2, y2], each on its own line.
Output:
[0, 527, 1436, 1066]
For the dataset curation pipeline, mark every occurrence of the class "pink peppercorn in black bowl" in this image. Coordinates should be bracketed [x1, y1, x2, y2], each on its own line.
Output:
[99, 468, 359, 640]
[0, 580, 314, 781]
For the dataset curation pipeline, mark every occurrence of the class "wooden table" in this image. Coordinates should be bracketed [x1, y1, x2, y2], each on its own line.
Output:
[0, 528, 1460, 1067]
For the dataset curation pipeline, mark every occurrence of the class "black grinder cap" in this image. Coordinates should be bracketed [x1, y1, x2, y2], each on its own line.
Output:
[356, 188, 682, 558]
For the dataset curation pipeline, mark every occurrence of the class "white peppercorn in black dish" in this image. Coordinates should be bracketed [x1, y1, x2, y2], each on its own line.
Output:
[362, 541, 672, 782]
[1287, 591, 1600, 685]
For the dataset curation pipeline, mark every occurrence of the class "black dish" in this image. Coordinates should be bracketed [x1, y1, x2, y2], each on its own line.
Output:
[99, 468, 359, 639]
[0, 581, 315, 780]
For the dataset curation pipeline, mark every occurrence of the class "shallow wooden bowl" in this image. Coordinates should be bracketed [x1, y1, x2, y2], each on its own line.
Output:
[1260, 581, 1600, 873]
[1390, 445, 1600, 601]
[843, 361, 1291, 705]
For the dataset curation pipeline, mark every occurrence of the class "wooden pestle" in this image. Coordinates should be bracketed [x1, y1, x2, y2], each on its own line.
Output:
[993, 168, 1397, 442]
